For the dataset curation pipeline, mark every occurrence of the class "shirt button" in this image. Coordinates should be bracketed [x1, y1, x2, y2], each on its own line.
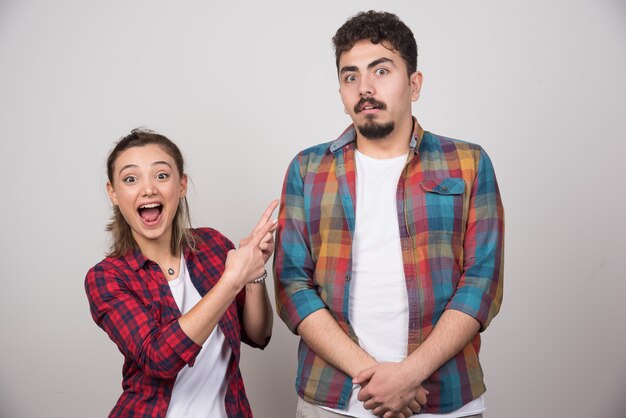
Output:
[440, 185, 448, 191]
[345, 274, 351, 281]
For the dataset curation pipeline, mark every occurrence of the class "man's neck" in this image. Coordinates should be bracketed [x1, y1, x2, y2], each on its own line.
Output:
[355, 117, 413, 159]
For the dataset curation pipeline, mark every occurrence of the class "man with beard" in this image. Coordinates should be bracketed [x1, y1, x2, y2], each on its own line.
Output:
[274, 10, 504, 418]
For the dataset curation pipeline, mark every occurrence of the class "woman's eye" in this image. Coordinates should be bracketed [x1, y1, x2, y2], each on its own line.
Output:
[122, 176, 137, 184]
[156, 172, 170, 180]
[375, 68, 389, 76]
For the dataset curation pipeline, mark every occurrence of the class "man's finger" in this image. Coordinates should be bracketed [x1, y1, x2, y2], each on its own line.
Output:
[372, 405, 388, 416]
[407, 399, 421, 412]
[415, 389, 427, 406]
[357, 386, 370, 402]
[353, 366, 376, 385]
[362, 397, 379, 411]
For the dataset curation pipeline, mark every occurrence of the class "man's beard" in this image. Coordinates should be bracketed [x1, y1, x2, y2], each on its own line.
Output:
[358, 120, 395, 140]
[354, 96, 394, 140]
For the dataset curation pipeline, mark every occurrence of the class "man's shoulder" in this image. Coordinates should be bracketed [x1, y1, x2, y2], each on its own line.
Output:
[286, 140, 337, 178]
[419, 131, 496, 179]
[423, 130, 484, 154]
[291, 125, 356, 166]
[295, 140, 335, 160]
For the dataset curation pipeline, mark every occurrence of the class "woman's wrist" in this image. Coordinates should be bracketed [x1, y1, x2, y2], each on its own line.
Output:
[251, 270, 267, 284]
[220, 269, 247, 293]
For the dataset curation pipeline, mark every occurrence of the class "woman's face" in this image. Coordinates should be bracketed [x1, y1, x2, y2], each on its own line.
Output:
[107, 144, 187, 251]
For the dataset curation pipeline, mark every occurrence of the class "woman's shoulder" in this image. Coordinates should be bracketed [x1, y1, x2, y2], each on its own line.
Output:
[191, 227, 235, 252]
[86, 255, 126, 276]
[84, 255, 133, 295]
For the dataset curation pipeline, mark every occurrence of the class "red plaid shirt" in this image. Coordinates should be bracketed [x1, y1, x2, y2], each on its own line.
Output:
[85, 228, 257, 418]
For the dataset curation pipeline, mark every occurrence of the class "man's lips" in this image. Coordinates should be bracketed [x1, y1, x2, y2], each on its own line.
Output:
[354, 97, 386, 113]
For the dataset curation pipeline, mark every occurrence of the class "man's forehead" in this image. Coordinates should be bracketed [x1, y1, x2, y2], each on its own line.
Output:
[338, 40, 400, 68]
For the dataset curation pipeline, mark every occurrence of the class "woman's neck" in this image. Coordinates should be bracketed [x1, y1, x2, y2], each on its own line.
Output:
[137, 237, 180, 280]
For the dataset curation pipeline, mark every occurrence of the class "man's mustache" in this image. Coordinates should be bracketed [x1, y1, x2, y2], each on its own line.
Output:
[354, 97, 387, 113]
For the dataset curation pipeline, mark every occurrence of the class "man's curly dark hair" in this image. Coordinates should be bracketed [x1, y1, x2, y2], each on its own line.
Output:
[332, 10, 418, 77]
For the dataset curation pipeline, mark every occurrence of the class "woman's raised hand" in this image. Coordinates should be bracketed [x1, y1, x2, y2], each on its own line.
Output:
[224, 200, 279, 288]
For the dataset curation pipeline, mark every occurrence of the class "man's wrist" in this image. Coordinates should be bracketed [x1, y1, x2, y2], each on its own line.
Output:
[401, 356, 427, 388]
[350, 357, 377, 379]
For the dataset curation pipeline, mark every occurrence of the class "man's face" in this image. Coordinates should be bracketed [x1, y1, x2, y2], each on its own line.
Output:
[338, 40, 422, 140]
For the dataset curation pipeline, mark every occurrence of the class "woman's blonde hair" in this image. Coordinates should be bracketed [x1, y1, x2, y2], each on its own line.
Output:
[105, 129, 196, 257]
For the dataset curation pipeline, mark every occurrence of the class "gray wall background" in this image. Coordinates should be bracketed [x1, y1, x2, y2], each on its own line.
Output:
[1, 0, 625, 417]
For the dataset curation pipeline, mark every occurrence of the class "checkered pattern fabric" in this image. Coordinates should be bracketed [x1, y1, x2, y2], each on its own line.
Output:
[86, 228, 255, 417]
[273, 120, 504, 413]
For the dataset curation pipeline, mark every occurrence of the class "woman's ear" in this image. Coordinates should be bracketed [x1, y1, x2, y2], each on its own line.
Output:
[180, 174, 188, 198]
[106, 181, 118, 206]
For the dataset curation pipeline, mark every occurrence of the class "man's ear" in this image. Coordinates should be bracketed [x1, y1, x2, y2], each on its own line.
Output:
[106, 181, 118, 206]
[410, 71, 423, 102]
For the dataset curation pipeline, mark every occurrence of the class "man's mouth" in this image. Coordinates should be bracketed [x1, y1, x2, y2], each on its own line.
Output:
[355, 98, 386, 113]
[138, 203, 163, 223]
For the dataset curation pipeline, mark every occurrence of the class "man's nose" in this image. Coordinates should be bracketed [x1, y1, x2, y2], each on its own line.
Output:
[359, 75, 375, 97]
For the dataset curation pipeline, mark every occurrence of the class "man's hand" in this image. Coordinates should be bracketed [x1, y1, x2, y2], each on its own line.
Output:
[354, 362, 428, 417]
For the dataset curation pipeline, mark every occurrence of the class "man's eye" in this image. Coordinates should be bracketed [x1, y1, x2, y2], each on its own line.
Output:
[375, 68, 389, 76]
[345, 74, 357, 83]
[156, 172, 170, 180]
[122, 176, 137, 183]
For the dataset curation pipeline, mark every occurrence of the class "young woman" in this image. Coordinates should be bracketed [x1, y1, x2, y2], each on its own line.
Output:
[85, 129, 277, 418]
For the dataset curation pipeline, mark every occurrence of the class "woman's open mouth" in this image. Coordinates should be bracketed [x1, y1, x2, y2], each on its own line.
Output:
[137, 203, 163, 225]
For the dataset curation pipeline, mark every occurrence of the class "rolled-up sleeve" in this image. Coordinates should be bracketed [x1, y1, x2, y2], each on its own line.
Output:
[273, 155, 326, 334]
[85, 264, 201, 379]
[446, 147, 504, 331]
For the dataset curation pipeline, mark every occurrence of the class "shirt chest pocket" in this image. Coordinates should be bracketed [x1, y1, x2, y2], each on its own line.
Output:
[418, 177, 466, 235]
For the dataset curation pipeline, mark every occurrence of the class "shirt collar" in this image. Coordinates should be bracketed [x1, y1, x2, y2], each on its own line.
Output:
[122, 245, 194, 272]
[123, 249, 149, 271]
[329, 117, 424, 154]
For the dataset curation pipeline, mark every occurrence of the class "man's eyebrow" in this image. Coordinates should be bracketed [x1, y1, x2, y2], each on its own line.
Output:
[339, 57, 395, 74]
[339, 65, 359, 74]
[368, 57, 394, 69]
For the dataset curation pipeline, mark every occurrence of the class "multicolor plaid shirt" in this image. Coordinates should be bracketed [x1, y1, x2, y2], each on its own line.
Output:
[273, 120, 504, 413]
[85, 228, 258, 418]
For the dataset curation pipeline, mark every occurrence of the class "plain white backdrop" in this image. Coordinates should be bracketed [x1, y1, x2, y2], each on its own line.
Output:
[1, 1, 625, 417]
